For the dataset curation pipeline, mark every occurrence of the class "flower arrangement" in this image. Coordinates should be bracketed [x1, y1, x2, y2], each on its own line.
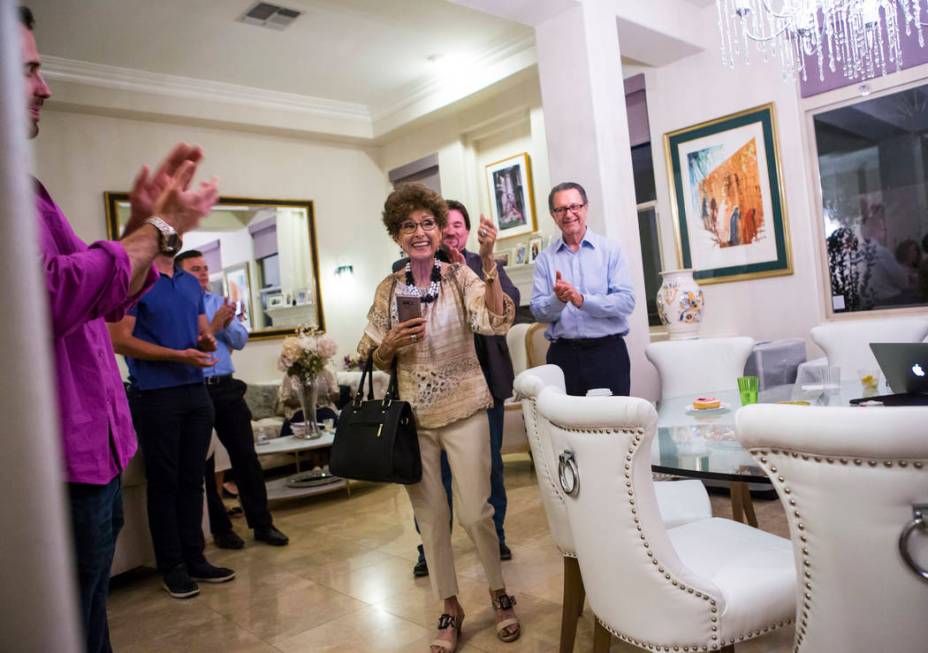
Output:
[278, 325, 338, 386]
[343, 353, 363, 371]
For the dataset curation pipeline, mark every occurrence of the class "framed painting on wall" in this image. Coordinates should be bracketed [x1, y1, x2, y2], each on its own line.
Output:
[485, 153, 537, 240]
[664, 103, 792, 284]
[223, 263, 253, 330]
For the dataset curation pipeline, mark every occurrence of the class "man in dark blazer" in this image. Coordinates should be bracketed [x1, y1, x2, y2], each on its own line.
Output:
[394, 199, 520, 576]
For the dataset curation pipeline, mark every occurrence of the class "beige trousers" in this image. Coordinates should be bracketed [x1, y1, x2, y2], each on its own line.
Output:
[405, 411, 504, 600]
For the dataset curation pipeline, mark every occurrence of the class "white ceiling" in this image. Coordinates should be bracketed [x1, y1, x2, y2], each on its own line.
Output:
[29, 0, 532, 107]
[28, 0, 712, 138]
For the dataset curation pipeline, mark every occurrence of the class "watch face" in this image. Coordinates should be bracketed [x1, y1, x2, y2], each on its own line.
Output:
[164, 233, 182, 255]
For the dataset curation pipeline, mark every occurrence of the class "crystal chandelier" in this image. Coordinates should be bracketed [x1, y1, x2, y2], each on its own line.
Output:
[716, 1, 928, 81]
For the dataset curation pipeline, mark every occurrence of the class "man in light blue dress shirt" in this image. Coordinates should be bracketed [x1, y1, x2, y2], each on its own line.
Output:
[177, 250, 289, 549]
[530, 182, 636, 396]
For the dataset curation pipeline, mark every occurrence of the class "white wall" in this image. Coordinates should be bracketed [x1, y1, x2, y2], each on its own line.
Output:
[641, 7, 826, 346]
[33, 109, 393, 383]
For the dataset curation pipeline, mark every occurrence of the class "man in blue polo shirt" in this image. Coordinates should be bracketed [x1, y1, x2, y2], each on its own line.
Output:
[109, 254, 236, 599]
[176, 250, 289, 549]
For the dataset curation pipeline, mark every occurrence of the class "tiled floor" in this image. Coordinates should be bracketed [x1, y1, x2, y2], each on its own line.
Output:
[108, 458, 795, 652]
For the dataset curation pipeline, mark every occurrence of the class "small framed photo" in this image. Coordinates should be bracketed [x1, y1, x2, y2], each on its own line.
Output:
[528, 235, 544, 263]
[267, 294, 285, 308]
[514, 242, 529, 266]
[485, 152, 537, 240]
[296, 289, 309, 305]
[495, 249, 512, 267]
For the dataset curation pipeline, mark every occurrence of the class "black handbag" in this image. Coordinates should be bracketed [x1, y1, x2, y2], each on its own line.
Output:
[329, 353, 422, 484]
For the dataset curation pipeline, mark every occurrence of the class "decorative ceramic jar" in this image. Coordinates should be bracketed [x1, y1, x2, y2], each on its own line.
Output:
[656, 269, 704, 340]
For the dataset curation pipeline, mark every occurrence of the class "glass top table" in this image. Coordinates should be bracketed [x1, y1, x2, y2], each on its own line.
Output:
[653, 381, 866, 483]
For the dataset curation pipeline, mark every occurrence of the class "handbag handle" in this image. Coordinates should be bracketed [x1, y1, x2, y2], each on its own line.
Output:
[354, 352, 376, 405]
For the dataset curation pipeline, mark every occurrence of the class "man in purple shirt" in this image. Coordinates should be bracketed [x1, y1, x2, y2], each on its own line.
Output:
[20, 7, 218, 652]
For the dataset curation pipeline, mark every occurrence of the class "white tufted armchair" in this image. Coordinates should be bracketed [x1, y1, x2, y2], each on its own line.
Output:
[535, 387, 796, 652]
[645, 336, 755, 399]
[736, 404, 928, 652]
[646, 336, 760, 525]
[810, 316, 928, 381]
[514, 365, 714, 653]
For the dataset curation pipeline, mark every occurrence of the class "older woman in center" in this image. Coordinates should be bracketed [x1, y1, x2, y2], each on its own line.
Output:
[358, 183, 519, 653]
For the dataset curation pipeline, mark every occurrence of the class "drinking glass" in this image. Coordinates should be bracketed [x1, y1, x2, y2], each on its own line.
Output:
[820, 366, 841, 394]
[857, 368, 880, 397]
[737, 375, 759, 406]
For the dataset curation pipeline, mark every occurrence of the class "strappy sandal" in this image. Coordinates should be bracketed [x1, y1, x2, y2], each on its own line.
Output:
[430, 612, 463, 653]
[492, 594, 521, 643]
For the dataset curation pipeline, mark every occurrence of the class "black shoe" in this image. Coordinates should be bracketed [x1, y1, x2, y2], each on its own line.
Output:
[413, 557, 429, 577]
[162, 564, 200, 599]
[499, 543, 513, 561]
[254, 525, 289, 546]
[213, 530, 245, 550]
[187, 561, 236, 583]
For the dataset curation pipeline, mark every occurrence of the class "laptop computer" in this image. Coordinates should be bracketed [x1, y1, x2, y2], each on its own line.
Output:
[848, 343, 928, 406]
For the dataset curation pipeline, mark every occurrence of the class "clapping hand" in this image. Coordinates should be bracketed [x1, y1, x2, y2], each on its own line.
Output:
[443, 244, 466, 265]
[152, 161, 219, 237]
[554, 271, 583, 307]
[125, 143, 204, 237]
[476, 214, 497, 261]
[210, 298, 236, 333]
[197, 332, 217, 353]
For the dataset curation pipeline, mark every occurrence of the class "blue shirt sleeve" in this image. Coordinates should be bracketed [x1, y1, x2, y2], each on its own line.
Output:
[579, 244, 636, 319]
[530, 250, 567, 322]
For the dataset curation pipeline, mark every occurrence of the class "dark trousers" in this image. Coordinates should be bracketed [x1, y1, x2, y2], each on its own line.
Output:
[415, 399, 509, 560]
[204, 377, 272, 534]
[129, 383, 213, 572]
[547, 334, 631, 397]
[67, 476, 123, 653]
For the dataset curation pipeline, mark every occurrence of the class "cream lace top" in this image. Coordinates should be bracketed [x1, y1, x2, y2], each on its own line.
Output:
[357, 262, 515, 429]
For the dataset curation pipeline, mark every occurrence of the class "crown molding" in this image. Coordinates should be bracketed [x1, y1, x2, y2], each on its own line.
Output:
[41, 55, 371, 122]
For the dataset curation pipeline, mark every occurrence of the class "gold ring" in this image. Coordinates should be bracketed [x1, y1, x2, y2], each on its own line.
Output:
[412, 334, 417, 342]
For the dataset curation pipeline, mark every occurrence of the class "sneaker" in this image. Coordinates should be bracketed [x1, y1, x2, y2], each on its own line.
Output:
[254, 525, 289, 546]
[499, 543, 513, 561]
[213, 530, 245, 550]
[187, 561, 236, 584]
[413, 557, 429, 577]
[162, 564, 200, 599]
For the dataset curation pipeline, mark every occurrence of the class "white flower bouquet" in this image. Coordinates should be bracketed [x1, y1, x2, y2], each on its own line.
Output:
[277, 325, 338, 386]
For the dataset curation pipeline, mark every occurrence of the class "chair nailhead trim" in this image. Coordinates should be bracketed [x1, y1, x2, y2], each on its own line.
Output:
[745, 446, 928, 652]
[554, 426, 798, 652]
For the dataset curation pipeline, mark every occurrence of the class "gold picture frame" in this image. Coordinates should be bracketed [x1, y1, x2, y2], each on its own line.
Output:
[485, 152, 537, 240]
[104, 193, 325, 340]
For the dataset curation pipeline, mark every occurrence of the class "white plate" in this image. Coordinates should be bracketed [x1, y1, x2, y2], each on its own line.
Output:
[685, 402, 731, 415]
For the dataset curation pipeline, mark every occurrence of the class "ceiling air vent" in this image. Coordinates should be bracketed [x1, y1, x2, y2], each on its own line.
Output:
[238, 2, 302, 31]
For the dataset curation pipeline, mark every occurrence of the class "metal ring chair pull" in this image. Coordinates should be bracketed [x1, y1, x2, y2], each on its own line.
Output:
[558, 451, 579, 497]
[899, 503, 928, 583]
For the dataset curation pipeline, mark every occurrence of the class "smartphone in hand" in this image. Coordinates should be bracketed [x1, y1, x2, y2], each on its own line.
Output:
[396, 295, 421, 323]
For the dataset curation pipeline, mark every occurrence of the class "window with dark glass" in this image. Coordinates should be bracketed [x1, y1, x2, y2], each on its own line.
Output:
[814, 84, 928, 313]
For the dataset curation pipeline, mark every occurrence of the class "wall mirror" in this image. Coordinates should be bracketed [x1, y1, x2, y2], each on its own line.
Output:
[811, 82, 928, 315]
[105, 194, 324, 340]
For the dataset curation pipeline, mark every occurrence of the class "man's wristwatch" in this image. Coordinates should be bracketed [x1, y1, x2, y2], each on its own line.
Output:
[146, 216, 182, 256]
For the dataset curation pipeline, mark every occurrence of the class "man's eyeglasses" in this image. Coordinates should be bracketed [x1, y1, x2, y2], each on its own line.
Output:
[399, 217, 438, 234]
[552, 203, 586, 218]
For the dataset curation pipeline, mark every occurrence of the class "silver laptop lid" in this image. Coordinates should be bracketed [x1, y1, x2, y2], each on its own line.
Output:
[869, 343, 928, 394]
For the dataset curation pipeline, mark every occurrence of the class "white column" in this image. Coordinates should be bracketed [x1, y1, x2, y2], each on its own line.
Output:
[534, 0, 659, 400]
[0, 1, 81, 649]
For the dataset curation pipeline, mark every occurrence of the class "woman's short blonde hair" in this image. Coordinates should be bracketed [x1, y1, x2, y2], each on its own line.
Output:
[382, 183, 448, 238]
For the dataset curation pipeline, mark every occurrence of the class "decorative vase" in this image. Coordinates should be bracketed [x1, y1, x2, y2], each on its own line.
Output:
[656, 269, 704, 340]
[297, 377, 322, 439]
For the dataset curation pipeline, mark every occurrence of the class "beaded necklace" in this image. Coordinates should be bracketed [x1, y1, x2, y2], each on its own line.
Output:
[404, 258, 441, 303]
